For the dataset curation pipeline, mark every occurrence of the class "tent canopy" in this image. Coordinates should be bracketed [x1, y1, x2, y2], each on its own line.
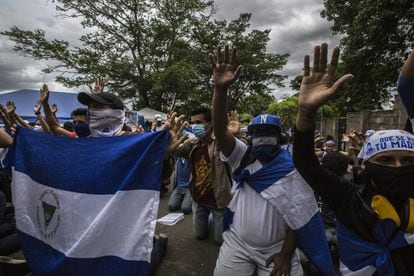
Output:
[0, 89, 83, 122]
[137, 107, 167, 121]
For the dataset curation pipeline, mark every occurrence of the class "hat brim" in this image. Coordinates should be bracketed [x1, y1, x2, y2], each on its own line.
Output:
[247, 124, 282, 134]
[78, 92, 113, 106]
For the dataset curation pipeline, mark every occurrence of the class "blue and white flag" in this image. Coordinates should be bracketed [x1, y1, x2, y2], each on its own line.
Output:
[337, 220, 414, 276]
[229, 150, 334, 275]
[9, 127, 169, 275]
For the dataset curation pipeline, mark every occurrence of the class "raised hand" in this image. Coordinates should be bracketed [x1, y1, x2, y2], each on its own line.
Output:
[39, 84, 50, 104]
[34, 101, 42, 115]
[89, 77, 104, 94]
[51, 103, 58, 114]
[210, 45, 242, 90]
[164, 112, 188, 153]
[298, 43, 353, 113]
[6, 101, 16, 115]
[227, 110, 241, 135]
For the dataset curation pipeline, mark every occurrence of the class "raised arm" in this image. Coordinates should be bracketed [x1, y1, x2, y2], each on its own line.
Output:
[0, 128, 13, 148]
[401, 48, 414, 78]
[210, 45, 242, 157]
[0, 105, 13, 131]
[33, 101, 51, 134]
[5, 101, 17, 128]
[39, 85, 74, 137]
[293, 43, 354, 211]
[397, 47, 414, 120]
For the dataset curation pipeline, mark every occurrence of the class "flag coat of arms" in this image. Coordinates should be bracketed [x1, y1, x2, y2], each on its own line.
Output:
[8, 127, 169, 275]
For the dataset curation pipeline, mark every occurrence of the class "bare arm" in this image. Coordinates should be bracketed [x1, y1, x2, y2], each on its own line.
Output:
[33, 101, 51, 134]
[0, 107, 13, 131]
[266, 230, 297, 276]
[401, 49, 414, 78]
[0, 128, 13, 148]
[39, 85, 75, 137]
[5, 101, 17, 128]
[210, 45, 242, 157]
[14, 113, 32, 129]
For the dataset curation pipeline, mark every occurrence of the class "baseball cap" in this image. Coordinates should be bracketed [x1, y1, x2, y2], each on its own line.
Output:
[78, 92, 125, 110]
[247, 114, 282, 134]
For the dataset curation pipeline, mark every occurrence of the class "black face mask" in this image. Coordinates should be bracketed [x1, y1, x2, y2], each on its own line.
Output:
[365, 162, 414, 204]
[74, 123, 91, 138]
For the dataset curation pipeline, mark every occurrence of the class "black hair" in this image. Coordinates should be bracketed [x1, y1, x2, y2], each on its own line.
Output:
[63, 121, 75, 132]
[190, 107, 211, 123]
[321, 152, 348, 178]
[71, 108, 88, 118]
[325, 135, 335, 143]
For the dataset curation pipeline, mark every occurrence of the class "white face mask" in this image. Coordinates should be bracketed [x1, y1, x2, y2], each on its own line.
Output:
[88, 108, 125, 137]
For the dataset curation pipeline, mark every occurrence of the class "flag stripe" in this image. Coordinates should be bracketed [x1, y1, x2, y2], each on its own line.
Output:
[18, 230, 149, 276]
[260, 170, 318, 230]
[13, 169, 158, 261]
[13, 127, 168, 194]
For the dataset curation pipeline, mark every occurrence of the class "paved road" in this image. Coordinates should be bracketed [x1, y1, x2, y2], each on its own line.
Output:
[155, 192, 220, 276]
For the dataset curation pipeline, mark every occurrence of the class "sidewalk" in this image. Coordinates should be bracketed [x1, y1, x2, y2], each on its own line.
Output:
[155, 191, 220, 276]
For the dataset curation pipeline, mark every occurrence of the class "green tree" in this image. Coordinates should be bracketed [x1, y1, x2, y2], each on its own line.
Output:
[267, 96, 298, 129]
[267, 94, 341, 129]
[2, 2, 287, 113]
[321, 0, 414, 111]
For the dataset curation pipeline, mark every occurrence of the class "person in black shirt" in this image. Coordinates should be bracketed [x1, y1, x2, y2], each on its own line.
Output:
[293, 43, 414, 275]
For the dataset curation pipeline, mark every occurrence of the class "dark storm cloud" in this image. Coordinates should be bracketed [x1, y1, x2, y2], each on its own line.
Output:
[0, 0, 340, 97]
[215, 0, 341, 97]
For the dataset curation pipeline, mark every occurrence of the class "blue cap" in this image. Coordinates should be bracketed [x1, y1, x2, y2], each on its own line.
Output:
[247, 114, 282, 134]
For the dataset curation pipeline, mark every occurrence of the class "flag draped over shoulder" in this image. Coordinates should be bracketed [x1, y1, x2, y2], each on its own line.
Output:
[229, 150, 335, 275]
[9, 126, 169, 276]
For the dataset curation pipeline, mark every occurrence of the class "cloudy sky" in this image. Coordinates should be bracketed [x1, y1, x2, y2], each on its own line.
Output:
[0, 0, 340, 98]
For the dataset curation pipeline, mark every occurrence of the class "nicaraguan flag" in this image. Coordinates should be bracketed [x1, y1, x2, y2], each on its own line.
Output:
[9, 126, 169, 275]
[228, 149, 334, 275]
[337, 220, 414, 275]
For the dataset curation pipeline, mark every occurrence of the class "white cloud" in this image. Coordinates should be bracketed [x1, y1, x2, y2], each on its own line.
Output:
[0, 0, 341, 99]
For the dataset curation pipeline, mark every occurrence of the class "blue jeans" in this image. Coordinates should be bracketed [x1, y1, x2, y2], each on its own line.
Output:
[192, 202, 224, 245]
[168, 187, 192, 214]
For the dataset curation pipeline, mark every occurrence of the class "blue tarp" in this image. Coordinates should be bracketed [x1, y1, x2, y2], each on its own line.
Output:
[0, 89, 83, 122]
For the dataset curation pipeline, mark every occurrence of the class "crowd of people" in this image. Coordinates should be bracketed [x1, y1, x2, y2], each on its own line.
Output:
[0, 42, 413, 276]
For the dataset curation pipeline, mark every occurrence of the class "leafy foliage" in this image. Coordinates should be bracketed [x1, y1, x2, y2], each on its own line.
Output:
[2, 1, 287, 114]
[321, 0, 414, 111]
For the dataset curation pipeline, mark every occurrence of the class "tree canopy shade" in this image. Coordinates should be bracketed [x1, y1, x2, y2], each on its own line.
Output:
[321, 0, 414, 112]
[2, 0, 287, 115]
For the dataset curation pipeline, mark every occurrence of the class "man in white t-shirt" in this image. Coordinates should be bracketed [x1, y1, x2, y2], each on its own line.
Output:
[210, 45, 334, 276]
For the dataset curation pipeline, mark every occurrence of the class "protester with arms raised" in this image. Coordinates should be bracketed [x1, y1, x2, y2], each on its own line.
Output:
[294, 43, 414, 275]
[211, 45, 334, 276]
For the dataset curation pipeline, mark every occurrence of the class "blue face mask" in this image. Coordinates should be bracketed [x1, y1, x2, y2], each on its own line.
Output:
[192, 124, 207, 138]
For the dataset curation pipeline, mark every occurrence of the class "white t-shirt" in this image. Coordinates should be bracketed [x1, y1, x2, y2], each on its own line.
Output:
[221, 138, 288, 250]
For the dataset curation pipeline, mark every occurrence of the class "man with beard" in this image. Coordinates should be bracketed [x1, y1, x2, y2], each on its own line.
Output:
[293, 43, 414, 275]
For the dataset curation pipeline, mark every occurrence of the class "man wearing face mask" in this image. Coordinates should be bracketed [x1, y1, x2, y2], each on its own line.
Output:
[209, 45, 340, 276]
[172, 107, 232, 245]
[294, 43, 414, 275]
[38, 84, 175, 275]
[71, 108, 91, 138]
[76, 92, 126, 137]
